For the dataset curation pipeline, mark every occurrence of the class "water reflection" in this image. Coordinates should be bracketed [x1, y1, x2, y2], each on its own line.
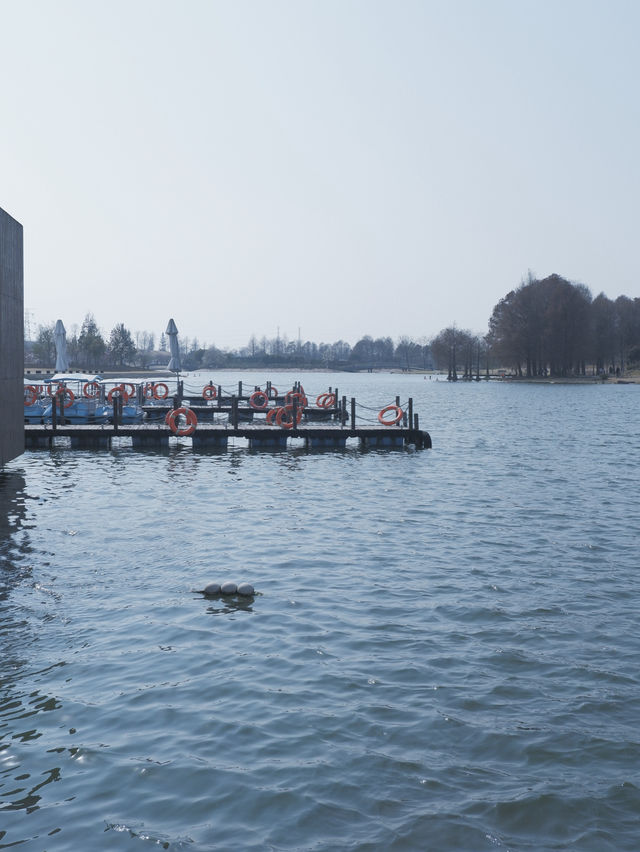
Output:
[0, 679, 66, 837]
[0, 470, 29, 592]
[0, 471, 66, 843]
[199, 593, 256, 616]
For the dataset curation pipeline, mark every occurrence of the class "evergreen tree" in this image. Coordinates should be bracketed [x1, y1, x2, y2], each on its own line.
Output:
[78, 314, 106, 369]
[108, 323, 136, 367]
[32, 323, 56, 366]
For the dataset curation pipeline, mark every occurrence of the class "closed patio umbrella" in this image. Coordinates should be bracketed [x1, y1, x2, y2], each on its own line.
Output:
[166, 318, 182, 373]
[54, 319, 69, 372]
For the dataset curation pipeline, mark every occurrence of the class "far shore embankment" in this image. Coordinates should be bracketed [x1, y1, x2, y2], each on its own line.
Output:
[23, 367, 640, 384]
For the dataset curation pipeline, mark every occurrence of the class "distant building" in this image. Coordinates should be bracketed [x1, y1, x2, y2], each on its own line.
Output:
[0, 207, 24, 466]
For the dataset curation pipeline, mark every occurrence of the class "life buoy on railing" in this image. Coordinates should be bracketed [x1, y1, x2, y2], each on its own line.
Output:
[123, 382, 136, 398]
[24, 385, 38, 406]
[154, 383, 169, 400]
[266, 407, 281, 425]
[83, 381, 100, 398]
[107, 385, 130, 404]
[249, 390, 269, 410]
[56, 387, 75, 408]
[266, 385, 278, 399]
[316, 392, 336, 409]
[202, 384, 217, 400]
[284, 390, 307, 408]
[378, 404, 403, 426]
[167, 407, 198, 436]
[276, 405, 302, 429]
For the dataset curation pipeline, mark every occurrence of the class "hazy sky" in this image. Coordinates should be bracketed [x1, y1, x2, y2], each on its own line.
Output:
[2, 0, 639, 350]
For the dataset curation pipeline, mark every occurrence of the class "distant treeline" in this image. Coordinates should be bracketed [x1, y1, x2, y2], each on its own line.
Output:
[26, 314, 434, 372]
[27, 275, 639, 377]
[429, 273, 640, 380]
[487, 273, 639, 378]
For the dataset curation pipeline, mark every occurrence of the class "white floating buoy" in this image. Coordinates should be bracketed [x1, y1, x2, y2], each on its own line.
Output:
[220, 581, 238, 596]
[203, 582, 221, 596]
[237, 582, 255, 597]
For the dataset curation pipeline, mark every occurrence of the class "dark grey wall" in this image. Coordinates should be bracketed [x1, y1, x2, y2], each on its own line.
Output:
[0, 207, 24, 466]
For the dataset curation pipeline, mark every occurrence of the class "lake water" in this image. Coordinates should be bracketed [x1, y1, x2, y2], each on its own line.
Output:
[2, 372, 639, 851]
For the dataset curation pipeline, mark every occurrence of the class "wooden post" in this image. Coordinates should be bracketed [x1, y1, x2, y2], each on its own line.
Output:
[414, 413, 419, 430]
[351, 397, 356, 431]
[217, 386, 222, 407]
[113, 395, 119, 433]
[238, 381, 243, 399]
[292, 397, 298, 433]
[396, 395, 401, 427]
[231, 395, 238, 429]
[52, 395, 58, 431]
[341, 395, 347, 426]
[408, 398, 413, 429]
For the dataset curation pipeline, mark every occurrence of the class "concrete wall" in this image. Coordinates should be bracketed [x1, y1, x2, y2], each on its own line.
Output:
[0, 207, 24, 466]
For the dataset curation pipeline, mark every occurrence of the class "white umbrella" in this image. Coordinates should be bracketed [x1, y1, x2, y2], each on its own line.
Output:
[166, 318, 182, 373]
[54, 319, 69, 372]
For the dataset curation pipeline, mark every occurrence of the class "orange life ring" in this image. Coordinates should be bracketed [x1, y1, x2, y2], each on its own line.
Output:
[24, 385, 38, 406]
[276, 405, 302, 429]
[83, 381, 100, 398]
[316, 392, 336, 409]
[266, 407, 281, 425]
[154, 383, 169, 400]
[202, 384, 217, 400]
[56, 387, 75, 408]
[378, 404, 403, 426]
[107, 385, 130, 404]
[284, 390, 307, 408]
[123, 382, 136, 398]
[249, 390, 269, 410]
[167, 407, 197, 436]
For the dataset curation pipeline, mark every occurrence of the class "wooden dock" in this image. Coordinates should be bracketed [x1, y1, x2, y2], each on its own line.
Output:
[23, 384, 432, 452]
[24, 421, 431, 451]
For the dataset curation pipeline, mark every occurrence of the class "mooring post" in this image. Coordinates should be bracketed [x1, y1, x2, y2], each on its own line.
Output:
[351, 397, 356, 431]
[217, 386, 222, 408]
[231, 395, 238, 429]
[334, 388, 339, 420]
[238, 381, 243, 399]
[113, 396, 119, 433]
[292, 397, 298, 433]
[414, 413, 419, 430]
[396, 395, 401, 427]
[408, 397, 413, 429]
[52, 395, 58, 432]
[178, 380, 183, 402]
[341, 395, 347, 426]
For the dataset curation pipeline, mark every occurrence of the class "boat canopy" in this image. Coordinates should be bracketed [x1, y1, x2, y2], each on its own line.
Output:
[48, 373, 103, 383]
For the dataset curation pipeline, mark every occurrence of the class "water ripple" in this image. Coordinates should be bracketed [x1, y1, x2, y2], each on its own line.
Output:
[1, 377, 640, 849]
